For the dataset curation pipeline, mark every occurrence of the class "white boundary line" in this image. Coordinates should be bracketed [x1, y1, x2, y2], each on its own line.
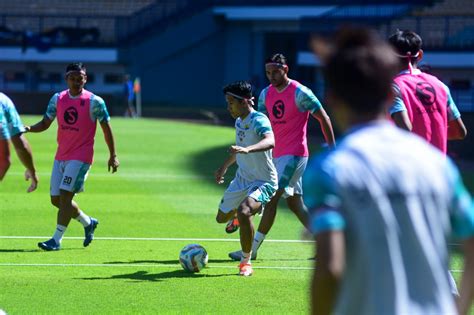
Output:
[7, 171, 209, 180]
[0, 236, 314, 243]
[0, 263, 313, 270]
[0, 263, 463, 273]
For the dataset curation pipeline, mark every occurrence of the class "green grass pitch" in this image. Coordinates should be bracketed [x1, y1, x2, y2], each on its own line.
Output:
[0, 116, 472, 314]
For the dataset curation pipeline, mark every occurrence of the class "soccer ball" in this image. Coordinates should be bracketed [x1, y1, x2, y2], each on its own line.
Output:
[179, 244, 208, 272]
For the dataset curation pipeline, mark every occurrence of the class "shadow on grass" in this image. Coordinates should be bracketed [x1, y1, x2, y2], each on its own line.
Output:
[80, 269, 233, 282]
[0, 249, 42, 253]
[188, 143, 236, 186]
[104, 258, 232, 265]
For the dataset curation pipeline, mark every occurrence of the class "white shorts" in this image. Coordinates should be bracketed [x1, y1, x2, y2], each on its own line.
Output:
[219, 174, 277, 213]
[274, 155, 308, 199]
[50, 160, 91, 196]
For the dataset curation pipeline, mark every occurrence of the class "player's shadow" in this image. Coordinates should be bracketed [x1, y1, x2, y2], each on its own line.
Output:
[0, 249, 40, 253]
[104, 259, 232, 265]
[80, 269, 232, 282]
[188, 144, 236, 185]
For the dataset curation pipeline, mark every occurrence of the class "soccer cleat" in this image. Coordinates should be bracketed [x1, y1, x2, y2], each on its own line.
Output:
[229, 250, 257, 261]
[239, 263, 253, 276]
[38, 238, 60, 251]
[225, 217, 239, 234]
[83, 217, 99, 247]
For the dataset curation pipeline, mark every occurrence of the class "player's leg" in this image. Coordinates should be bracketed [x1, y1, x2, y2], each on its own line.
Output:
[38, 161, 63, 250]
[59, 160, 98, 247]
[284, 157, 310, 228]
[237, 196, 262, 276]
[216, 209, 236, 224]
[286, 194, 309, 229]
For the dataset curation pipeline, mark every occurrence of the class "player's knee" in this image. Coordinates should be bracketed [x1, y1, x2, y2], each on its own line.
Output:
[50, 196, 60, 208]
[215, 210, 228, 223]
[237, 205, 252, 219]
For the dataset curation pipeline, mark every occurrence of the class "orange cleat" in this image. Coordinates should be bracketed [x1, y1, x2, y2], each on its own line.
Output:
[239, 263, 253, 277]
[225, 217, 239, 234]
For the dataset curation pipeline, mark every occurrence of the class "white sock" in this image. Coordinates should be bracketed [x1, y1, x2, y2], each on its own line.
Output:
[75, 211, 91, 227]
[241, 251, 252, 265]
[52, 225, 67, 244]
[252, 232, 266, 253]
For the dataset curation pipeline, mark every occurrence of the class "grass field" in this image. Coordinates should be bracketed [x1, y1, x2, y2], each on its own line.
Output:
[0, 116, 472, 314]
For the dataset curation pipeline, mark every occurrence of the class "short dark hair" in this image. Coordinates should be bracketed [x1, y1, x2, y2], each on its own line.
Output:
[388, 30, 422, 64]
[265, 53, 288, 66]
[222, 80, 253, 100]
[66, 62, 86, 73]
[324, 28, 398, 114]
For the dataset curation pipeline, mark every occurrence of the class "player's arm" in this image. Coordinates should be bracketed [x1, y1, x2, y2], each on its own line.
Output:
[311, 108, 336, 147]
[25, 116, 53, 133]
[448, 118, 467, 140]
[215, 153, 236, 184]
[312, 229, 345, 315]
[457, 237, 474, 315]
[99, 121, 119, 173]
[389, 83, 412, 131]
[10, 133, 38, 192]
[230, 132, 274, 154]
[447, 159, 474, 315]
[444, 83, 467, 140]
[391, 111, 412, 131]
[0, 139, 11, 180]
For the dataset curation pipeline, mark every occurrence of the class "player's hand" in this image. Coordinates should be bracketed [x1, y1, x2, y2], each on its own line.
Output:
[229, 145, 249, 154]
[214, 167, 227, 184]
[108, 155, 119, 173]
[24, 125, 31, 133]
[25, 169, 38, 193]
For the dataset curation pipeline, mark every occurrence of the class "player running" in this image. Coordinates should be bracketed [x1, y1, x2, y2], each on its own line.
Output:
[215, 81, 277, 276]
[228, 53, 335, 261]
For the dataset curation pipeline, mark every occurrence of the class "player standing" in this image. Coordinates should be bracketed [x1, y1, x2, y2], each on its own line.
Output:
[215, 81, 277, 276]
[228, 53, 335, 260]
[26, 62, 119, 251]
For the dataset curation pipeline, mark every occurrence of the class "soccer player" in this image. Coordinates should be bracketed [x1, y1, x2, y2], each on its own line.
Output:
[0, 92, 38, 192]
[306, 28, 474, 315]
[26, 62, 119, 251]
[215, 81, 278, 276]
[388, 30, 467, 153]
[228, 53, 335, 261]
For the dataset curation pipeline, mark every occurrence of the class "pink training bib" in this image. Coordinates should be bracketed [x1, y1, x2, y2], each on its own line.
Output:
[394, 72, 449, 153]
[265, 80, 310, 158]
[55, 89, 97, 164]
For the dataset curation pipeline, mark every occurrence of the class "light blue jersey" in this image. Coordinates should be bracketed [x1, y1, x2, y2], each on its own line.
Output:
[304, 122, 474, 315]
[0, 92, 25, 140]
[235, 110, 277, 185]
[45, 91, 110, 123]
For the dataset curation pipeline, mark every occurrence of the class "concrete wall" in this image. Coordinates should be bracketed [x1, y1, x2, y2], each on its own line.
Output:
[121, 10, 269, 107]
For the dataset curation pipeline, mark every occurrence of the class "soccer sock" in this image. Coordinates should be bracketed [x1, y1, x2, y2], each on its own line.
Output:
[252, 232, 266, 253]
[75, 210, 92, 227]
[241, 252, 252, 265]
[52, 225, 67, 244]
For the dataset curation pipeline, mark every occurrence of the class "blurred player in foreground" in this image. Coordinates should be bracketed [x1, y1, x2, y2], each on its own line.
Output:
[306, 28, 474, 315]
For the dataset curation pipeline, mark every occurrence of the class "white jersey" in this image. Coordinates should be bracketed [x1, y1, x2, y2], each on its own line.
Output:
[234, 110, 277, 186]
[304, 121, 474, 315]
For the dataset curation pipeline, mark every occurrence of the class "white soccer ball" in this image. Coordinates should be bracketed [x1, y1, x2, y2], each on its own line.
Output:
[179, 244, 208, 272]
